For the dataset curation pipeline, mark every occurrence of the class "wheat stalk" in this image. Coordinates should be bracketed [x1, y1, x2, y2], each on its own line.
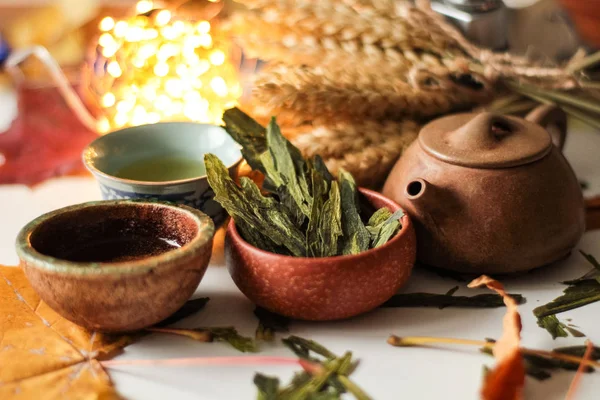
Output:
[290, 120, 419, 188]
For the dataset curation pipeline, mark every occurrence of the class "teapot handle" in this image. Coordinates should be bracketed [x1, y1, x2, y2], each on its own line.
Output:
[525, 105, 567, 151]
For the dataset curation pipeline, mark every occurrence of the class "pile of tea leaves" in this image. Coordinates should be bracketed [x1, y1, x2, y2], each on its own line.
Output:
[205, 108, 403, 257]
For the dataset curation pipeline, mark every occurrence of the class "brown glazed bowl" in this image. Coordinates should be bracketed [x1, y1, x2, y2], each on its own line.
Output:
[16, 200, 214, 332]
[225, 188, 416, 321]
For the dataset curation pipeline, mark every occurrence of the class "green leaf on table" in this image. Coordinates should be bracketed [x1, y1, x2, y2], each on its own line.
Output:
[205, 154, 306, 256]
[338, 169, 370, 255]
[536, 315, 569, 339]
[282, 336, 336, 361]
[562, 250, 600, 284]
[208, 327, 258, 353]
[254, 374, 280, 400]
[254, 307, 290, 341]
[533, 279, 600, 318]
[154, 297, 210, 327]
[381, 292, 525, 308]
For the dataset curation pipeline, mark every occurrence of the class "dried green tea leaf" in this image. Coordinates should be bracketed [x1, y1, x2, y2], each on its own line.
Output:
[312, 155, 334, 187]
[318, 181, 343, 257]
[254, 374, 280, 400]
[307, 169, 328, 257]
[533, 279, 600, 318]
[381, 292, 526, 308]
[566, 326, 586, 337]
[563, 250, 600, 284]
[205, 154, 306, 256]
[254, 307, 290, 341]
[282, 336, 337, 361]
[445, 286, 460, 296]
[236, 218, 285, 255]
[266, 117, 311, 218]
[154, 297, 209, 327]
[222, 107, 267, 172]
[208, 327, 258, 353]
[338, 169, 370, 255]
[372, 209, 404, 248]
[554, 345, 600, 360]
[537, 315, 569, 339]
[367, 208, 392, 228]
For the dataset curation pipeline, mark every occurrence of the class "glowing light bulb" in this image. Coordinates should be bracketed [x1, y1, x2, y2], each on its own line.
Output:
[146, 112, 161, 124]
[98, 33, 116, 48]
[116, 99, 135, 113]
[192, 60, 210, 76]
[136, 0, 153, 14]
[165, 78, 184, 98]
[131, 105, 147, 125]
[132, 57, 145, 68]
[99, 17, 115, 32]
[141, 85, 157, 101]
[198, 34, 212, 48]
[197, 21, 210, 34]
[125, 26, 144, 42]
[102, 45, 118, 58]
[173, 21, 185, 34]
[210, 77, 228, 97]
[183, 91, 201, 103]
[161, 26, 178, 40]
[114, 113, 129, 127]
[154, 63, 169, 77]
[144, 28, 159, 40]
[97, 117, 111, 133]
[138, 43, 157, 60]
[176, 64, 188, 77]
[155, 10, 171, 26]
[101, 93, 116, 107]
[107, 61, 122, 78]
[113, 21, 129, 38]
[155, 94, 171, 109]
[209, 50, 225, 66]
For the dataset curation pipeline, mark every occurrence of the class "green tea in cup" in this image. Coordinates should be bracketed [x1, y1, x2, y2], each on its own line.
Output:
[114, 155, 207, 182]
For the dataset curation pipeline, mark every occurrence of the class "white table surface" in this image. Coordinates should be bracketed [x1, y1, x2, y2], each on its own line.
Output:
[1, 120, 599, 400]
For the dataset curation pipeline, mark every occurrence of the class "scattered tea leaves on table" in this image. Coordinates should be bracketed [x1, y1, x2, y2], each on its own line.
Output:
[154, 297, 210, 327]
[209, 108, 402, 257]
[533, 279, 600, 318]
[254, 307, 290, 341]
[537, 315, 569, 339]
[380, 292, 525, 309]
[562, 250, 600, 284]
[148, 326, 258, 353]
[338, 169, 370, 255]
[255, 336, 371, 400]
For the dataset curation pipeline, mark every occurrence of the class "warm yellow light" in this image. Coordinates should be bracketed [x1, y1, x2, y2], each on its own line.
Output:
[136, 0, 153, 14]
[155, 94, 171, 109]
[125, 26, 145, 42]
[102, 93, 116, 107]
[98, 33, 116, 48]
[97, 117, 111, 133]
[113, 21, 129, 38]
[161, 26, 178, 40]
[99, 17, 115, 32]
[131, 105, 147, 125]
[138, 43, 157, 60]
[209, 50, 225, 66]
[158, 43, 179, 60]
[198, 34, 212, 48]
[107, 61, 122, 78]
[114, 113, 129, 127]
[153, 63, 169, 77]
[165, 78, 184, 98]
[132, 58, 145, 68]
[184, 35, 202, 49]
[210, 77, 228, 97]
[116, 99, 135, 113]
[155, 10, 171, 26]
[175, 64, 188, 77]
[193, 60, 211, 76]
[197, 21, 210, 34]
[141, 85, 157, 101]
[144, 28, 159, 40]
[102, 45, 118, 58]
[173, 21, 186, 34]
[146, 112, 161, 124]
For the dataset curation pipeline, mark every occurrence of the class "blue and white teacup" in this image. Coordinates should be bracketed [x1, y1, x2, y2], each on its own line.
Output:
[82, 122, 242, 228]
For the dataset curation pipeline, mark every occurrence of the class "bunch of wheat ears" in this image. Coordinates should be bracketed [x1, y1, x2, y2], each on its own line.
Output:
[226, 0, 600, 187]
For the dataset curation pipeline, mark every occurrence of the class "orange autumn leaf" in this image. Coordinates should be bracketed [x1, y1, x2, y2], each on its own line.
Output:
[469, 275, 525, 400]
[0, 265, 131, 399]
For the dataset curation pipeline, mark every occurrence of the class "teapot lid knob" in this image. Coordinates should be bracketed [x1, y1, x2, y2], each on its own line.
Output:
[418, 111, 553, 168]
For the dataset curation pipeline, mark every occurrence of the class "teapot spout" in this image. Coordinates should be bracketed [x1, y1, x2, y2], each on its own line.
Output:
[405, 179, 433, 208]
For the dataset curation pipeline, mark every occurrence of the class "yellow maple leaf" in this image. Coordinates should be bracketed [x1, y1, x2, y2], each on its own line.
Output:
[0, 265, 131, 399]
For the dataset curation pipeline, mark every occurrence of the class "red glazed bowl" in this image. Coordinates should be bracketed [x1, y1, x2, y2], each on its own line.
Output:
[225, 188, 416, 321]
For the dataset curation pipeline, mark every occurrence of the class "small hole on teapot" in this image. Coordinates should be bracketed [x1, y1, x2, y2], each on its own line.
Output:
[407, 180, 423, 197]
[491, 121, 512, 137]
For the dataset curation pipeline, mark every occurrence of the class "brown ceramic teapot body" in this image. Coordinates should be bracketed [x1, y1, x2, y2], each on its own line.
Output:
[382, 105, 585, 274]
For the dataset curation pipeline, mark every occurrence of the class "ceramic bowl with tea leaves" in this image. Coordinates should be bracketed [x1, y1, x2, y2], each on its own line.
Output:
[208, 108, 417, 321]
[16, 200, 214, 332]
[225, 188, 416, 321]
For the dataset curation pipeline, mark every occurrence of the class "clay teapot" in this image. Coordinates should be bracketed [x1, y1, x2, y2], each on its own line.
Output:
[382, 105, 585, 274]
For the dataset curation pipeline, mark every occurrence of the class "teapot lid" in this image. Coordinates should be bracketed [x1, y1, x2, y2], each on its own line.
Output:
[419, 112, 553, 168]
